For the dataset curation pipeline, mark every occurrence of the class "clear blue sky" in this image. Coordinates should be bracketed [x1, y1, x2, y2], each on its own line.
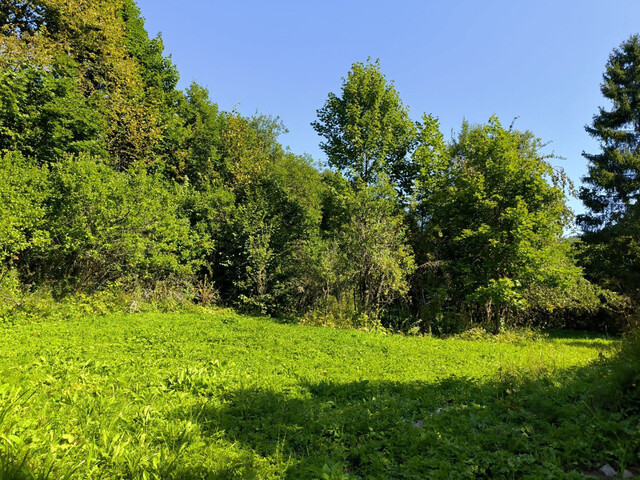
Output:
[136, 0, 640, 215]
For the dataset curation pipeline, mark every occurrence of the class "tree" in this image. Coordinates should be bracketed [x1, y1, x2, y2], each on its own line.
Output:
[306, 173, 416, 320]
[1, 0, 171, 168]
[169, 82, 222, 185]
[0, 64, 110, 164]
[578, 35, 640, 298]
[312, 62, 418, 323]
[418, 118, 596, 331]
[579, 35, 640, 232]
[340, 180, 416, 318]
[312, 59, 417, 192]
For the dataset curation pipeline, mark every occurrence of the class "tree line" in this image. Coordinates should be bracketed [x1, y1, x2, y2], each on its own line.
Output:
[1, 0, 638, 332]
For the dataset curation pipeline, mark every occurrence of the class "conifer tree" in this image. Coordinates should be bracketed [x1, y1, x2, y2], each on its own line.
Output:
[578, 35, 640, 296]
[579, 35, 640, 231]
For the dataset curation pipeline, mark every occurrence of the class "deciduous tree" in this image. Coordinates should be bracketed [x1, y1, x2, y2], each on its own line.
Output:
[312, 59, 417, 193]
[418, 118, 596, 331]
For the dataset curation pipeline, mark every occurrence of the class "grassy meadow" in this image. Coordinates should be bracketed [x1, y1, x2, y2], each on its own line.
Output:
[1, 311, 637, 479]
[2, 3, 640, 479]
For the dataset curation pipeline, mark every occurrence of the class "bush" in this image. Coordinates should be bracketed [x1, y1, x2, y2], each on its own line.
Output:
[0, 152, 49, 273]
[24, 156, 208, 292]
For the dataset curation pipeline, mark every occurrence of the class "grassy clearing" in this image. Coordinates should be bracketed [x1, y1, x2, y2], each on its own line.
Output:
[0, 311, 636, 479]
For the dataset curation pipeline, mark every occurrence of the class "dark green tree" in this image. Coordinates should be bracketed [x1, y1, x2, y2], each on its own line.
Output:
[0, 64, 110, 164]
[578, 35, 640, 298]
[579, 35, 640, 232]
[169, 82, 221, 185]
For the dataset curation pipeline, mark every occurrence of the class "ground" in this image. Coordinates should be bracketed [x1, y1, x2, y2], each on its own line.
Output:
[0, 310, 636, 479]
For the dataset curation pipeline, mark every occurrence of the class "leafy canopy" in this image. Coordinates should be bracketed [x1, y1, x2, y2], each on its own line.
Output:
[312, 59, 417, 192]
[416, 117, 594, 330]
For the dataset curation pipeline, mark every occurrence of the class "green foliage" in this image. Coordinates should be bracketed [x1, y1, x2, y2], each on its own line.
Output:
[0, 152, 49, 272]
[170, 82, 222, 185]
[0, 1, 46, 37]
[217, 112, 285, 194]
[291, 174, 415, 324]
[0, 0, 181, 169]
[595, 330, 640, 412]
[312, 59, 417, 191]
[416, 117, 599, 331]
[0, 311, 634, 478]
[0, 0, 620, 331]
[26, 156, 207, 291]
[290, 236, 345, 316]
[233, 206, 276, 314]
[579, 35, 640, 303]
[236, 162, 324, 314]
[0, 64, 109, 163]
[0, 284, 211, 326]
[338, 180, 416, 318]
[121, 0, 179, 95]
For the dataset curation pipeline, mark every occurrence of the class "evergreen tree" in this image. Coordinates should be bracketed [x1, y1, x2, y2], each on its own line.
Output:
[579, 34, 640, 232]
[578, 35, 640, 297]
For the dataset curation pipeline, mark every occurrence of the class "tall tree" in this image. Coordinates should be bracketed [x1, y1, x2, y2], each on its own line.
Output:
[311, 59, 417, 192]
[579, 34, 640, 232]
[418, 118, 595, 331]
[578, 35, 640, 297]
[0, 0, 169, 168]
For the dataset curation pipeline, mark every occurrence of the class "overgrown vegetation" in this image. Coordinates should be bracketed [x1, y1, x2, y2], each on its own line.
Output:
[578, 35, 640, 312]
[1, 311, 638, 479]
[0, 0, 638, 333]
[2, 0, 637, 332]
[1, 4, 640, 477]
[0, 2, 638, 332]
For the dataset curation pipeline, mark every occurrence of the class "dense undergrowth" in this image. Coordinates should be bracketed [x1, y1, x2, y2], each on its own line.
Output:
[3, 1, 638, 334]
[0, 310, 638, 479]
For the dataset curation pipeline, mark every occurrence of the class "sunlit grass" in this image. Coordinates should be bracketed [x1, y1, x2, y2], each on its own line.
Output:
[0, 311, 634, 479]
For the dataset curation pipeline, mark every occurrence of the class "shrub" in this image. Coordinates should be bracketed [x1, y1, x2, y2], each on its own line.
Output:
[0, 152, 49, 274]
[24, 156, 208, 291]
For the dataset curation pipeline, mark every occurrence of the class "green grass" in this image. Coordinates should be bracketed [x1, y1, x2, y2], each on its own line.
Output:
[0, 311, 637, 479]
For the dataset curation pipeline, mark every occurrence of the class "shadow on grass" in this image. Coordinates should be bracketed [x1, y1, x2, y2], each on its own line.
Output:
[543, 329, 620, 352]
[544, 330, 618, 341]
[171, 356, 639, 479]
[558, 340, 617, 352]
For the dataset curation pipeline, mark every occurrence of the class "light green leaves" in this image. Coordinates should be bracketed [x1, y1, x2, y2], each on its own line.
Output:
[312, 59, 417, 191]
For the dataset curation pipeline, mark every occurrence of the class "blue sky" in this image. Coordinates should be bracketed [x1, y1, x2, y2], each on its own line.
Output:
[136, 0, 640, 215]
